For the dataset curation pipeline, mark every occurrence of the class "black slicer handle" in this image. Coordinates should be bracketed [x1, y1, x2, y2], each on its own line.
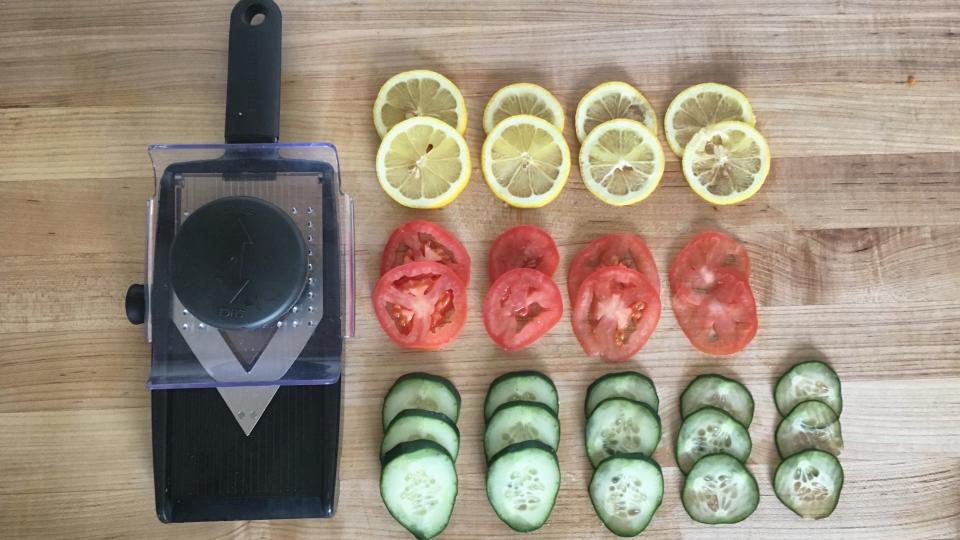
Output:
[224, 0, 282, 144]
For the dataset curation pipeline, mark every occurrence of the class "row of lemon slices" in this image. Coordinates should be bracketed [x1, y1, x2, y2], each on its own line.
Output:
[373, 70, 770, 209]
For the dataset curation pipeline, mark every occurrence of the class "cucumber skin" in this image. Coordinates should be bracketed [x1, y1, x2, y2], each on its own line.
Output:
[380, 439, 458, 540]
[381, 409, 461, 463]
[774, 449, 844, 520]
[584, 371, 659, 416]
[681, 453, 759, 525]
[584, 397, 662, 467]
[774, 360, 843, 416]
[383, 372, 462, 428]
[484, 400, 561, 461]
[674, 406, 752, 474]
[381, 438, 455, 466]
[589, 453, 664, 537]
[486, 440, 560, 533]
[680, 373, 755, 428]
[386, 408, 460, 435]
[484, 371, 559, 420]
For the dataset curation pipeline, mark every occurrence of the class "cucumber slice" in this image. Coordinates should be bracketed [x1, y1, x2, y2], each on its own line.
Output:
[484, 371, 559, 421]
[775, 361, 842, 416]
[486, 441, 561, 532]
[681, 453, 759, 524]
[585, 398, 661, 467]
[774, 449, 844, 519]
[380, 440, 458, 540]
[382, 409, 461, 461]
[382, 373, 461, 430]
[589, 454, 664, 537]
[776, 400, 843, 459]
[680, 373, 754, 427]
[675, 407, 752, 474]
[585, 371, 659, 416]
[484, 401, 560, 460]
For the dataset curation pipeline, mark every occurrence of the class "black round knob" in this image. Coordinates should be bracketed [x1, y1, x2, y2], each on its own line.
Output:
[170, 196, 307, 331]
[125, 283, 146, 325]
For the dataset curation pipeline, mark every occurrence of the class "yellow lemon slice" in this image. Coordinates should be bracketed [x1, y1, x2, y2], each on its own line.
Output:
[481, 114, 571, 208]
[579, 119, 665, 206]
[373, 70, 467, 138]
[681, 120, 770, 205]
[376, 116, 472, 209]
[575, 81, 657, 142]
[664, 82, 755, 156]
[482, 83, 565, 133]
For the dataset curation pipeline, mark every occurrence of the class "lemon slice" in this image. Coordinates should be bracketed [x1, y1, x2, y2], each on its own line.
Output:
[481, 114, 571, 208]
[373, 70, 467, 138]
[664, 82, 755, 156]
[579, 119, 665, 206]
[575, 81, 657, 142]
[482, 83, 565, 133]
[681, 120, 770, 205]
[376, 116, 472, 209]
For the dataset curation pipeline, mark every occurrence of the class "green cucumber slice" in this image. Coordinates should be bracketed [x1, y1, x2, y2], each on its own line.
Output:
[381, 409, 460, 461]
[774, 449, 844, 519]
[484, 401, 561, 460]
[585, 398, 661, 468]
[675, 407, 752, 474]
[585, 371, 659, 416]
[380, 440, 458, 540]
[589, 454, 664, 537]
[776, 400, 843, 459]
[382, 373, 461, 430]
[484, 371, 559, 421]
[681, 453, 759, 524]
[775, 361, 842, 416]
[680, 373, 754, 427]
[486, 441, 561, 532]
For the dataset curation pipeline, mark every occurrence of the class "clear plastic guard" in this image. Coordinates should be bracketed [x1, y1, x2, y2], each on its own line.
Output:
[144, 143, 354, 390]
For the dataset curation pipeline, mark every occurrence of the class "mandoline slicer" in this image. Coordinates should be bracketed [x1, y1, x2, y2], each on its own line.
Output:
[124, 0, 354, 522]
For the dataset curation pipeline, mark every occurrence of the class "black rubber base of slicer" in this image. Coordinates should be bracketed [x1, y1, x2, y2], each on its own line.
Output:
[152, 380, 341, 522]
[171, 196, 307, 331]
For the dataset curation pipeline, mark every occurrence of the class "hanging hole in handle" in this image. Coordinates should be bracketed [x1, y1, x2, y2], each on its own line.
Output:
[245, 4, 267, 26]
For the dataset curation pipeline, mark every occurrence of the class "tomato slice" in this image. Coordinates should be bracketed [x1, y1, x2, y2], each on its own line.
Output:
[488, 225, 560, 283]
[380, 220, 471, 284]
[483, 268, 563, 351]
[568, 233, 660, 300]
[668, 231, 750, 292]
[571, 266, 662, 362]
[373, 261, 468, 350]
[671, 269, 758, 356]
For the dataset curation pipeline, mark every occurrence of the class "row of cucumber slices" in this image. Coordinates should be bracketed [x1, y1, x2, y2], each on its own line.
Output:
[379, 373, 462, 540]
[483, 371, 561, 532]
[584, 372, 665, 537]
[773, 361, 845, 519]
[378, 364, 844, 538]
[676, 374, 759, 524]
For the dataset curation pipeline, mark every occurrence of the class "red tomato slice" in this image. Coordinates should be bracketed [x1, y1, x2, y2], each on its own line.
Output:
[671, 268, 757, 356]
[380, 220, 471, 284]
[483, 268, 563, 351]
[568, 233, 660, 300]
[668, 231, 750, 292]
[488, 225, 560, 283]
[373, 261, 468, 350]
[571, 266, 662, 362]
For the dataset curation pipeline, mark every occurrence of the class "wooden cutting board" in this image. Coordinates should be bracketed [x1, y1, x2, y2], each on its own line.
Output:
[1, 1, 958, 538]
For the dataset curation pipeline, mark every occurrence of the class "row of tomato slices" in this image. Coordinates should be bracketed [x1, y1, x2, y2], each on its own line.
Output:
[373, 220, 758, 360]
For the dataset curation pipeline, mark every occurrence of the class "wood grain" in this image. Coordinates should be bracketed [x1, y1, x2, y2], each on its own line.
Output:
[1, 0, 959, 538]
